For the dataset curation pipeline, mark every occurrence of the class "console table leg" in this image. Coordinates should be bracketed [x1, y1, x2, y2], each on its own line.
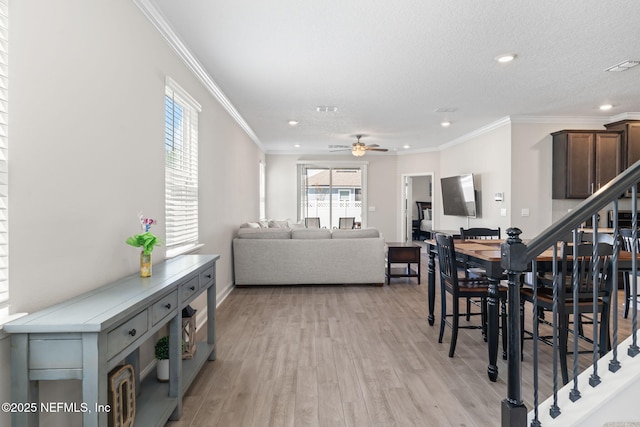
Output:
[207, 281, 217, 361]
[11, 334, 37, 427]
[169, 314, 182, 420]
[82, 333, 107, 427]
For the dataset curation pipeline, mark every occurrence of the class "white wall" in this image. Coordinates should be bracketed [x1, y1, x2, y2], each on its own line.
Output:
[6, 1, 263, 425]
[437, 123, 513, 233]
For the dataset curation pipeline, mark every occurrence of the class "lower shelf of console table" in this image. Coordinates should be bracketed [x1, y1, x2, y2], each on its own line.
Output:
[135, 341, 214, 427]
[4, 254, 219, 427]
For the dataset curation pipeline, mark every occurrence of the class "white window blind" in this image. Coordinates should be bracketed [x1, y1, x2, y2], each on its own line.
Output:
[0, 0, 8, 311]
[165, 77, 201, 257]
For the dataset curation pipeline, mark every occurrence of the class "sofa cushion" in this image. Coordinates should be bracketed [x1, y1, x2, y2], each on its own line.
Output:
[239, 222, 261, 229]
[332, 228, 380, 239]
[237, 228, 291, 239]
[291, 228, 331, 239]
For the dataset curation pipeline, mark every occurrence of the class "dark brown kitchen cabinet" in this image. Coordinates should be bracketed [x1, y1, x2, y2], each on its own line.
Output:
[604, 120, 640, 169]
[552, 130, 622, 199]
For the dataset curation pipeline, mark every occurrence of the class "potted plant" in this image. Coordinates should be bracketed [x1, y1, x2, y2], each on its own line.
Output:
[126, 213, 162, 277]
[155, 336, 170, 382]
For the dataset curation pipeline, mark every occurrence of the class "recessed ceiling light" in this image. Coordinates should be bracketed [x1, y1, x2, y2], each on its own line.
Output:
[288, 120, 299, 126]
[294, 144, 301, 148]
[441, 121, 451, 127]
[599, 104, 613, 111]
[604, 60, 640, 72]
[495, 54, 516, 63]
[403, 144, 411, 149]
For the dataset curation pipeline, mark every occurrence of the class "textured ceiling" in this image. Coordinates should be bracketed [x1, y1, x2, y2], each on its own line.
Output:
[147, 0, 640, 154]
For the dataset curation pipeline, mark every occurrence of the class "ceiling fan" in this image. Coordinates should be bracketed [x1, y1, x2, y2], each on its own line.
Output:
[330, 135, 389, 157]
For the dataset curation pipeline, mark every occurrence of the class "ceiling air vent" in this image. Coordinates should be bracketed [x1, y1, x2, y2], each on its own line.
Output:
[605, 60, 640, 72]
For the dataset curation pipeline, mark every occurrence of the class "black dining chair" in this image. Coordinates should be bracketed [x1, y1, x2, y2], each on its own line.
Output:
[435, 232, 507, 358]
[619, 228, 639, 318]
[305, 217, 321, 228]
[338, 217, 355, 229]
[520, 238, 615, 385]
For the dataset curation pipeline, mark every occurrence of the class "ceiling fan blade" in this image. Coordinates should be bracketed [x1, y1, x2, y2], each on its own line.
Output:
[366, 144, 380, 148]
[328, 144, 352, 149]
[365, 147, 388, 152]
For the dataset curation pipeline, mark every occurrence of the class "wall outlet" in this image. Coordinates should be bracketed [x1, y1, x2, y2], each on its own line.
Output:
[500, 208, 507, 217]
[368, 206, 376, 212]
[521, 208, 530, 217]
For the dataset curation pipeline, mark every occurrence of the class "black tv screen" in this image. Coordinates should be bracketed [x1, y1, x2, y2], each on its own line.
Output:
[441, 174, 477, 217]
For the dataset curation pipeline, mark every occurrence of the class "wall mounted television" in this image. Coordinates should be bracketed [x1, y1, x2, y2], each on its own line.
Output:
[441, 173, 477, 217]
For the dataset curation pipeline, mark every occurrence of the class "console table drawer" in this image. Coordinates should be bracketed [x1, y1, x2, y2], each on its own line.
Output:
[151, 291, 178, 326]
[181, 275, 199, 303]
[107, 310, 148, 359]
[200, 265, 215, 286]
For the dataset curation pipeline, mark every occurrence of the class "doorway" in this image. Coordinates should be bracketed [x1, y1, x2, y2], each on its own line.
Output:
[400, 173, 434, 243]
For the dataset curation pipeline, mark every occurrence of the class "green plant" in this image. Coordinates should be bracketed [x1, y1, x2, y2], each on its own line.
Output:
[126, 213, 162, 255]
[126, 231, 161, 255]
[155, 336, 169, 360]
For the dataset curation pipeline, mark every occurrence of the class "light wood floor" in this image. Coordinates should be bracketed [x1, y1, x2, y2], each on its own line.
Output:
[166, 252, 634, 427]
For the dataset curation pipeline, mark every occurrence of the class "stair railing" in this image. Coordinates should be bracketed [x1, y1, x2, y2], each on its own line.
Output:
[501, 159, 640, 426]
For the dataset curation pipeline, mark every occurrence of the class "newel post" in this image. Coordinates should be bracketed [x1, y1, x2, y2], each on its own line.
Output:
[501, 227, 528, 427]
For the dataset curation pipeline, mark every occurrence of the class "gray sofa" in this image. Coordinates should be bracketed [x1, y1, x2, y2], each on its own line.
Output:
[232, 227, 385, 286]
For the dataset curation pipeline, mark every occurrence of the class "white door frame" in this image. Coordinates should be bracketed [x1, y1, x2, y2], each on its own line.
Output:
[399, 172, 435, 242]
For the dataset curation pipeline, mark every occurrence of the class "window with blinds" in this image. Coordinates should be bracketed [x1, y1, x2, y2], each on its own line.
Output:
[0, 0, 8, 313]
[165, 77, 201, 257]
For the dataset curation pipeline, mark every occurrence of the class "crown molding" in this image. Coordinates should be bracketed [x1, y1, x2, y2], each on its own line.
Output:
[509, 115, 607, 125]
[437, 116, 511, 151]
[608, 112, 640, 122]
[132, 0, 264, 151]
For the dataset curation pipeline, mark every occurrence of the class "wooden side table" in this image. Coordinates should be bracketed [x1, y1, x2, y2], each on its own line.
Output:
[386, 242, 421, 284]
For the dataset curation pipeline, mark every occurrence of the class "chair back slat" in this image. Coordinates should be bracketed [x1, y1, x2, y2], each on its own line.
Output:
[460, 227, 500, 240]
[435, 233, 458, 289]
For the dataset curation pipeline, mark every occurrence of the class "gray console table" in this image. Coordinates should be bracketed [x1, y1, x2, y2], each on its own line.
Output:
[4, 254, 219, 427]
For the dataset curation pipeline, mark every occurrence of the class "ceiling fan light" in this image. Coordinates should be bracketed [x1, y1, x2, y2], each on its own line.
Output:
[352, 145, 366, 157]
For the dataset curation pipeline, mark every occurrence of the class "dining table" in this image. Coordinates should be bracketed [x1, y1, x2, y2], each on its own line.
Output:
[424, 237, 558, 382]
[425, 234, 640, 383]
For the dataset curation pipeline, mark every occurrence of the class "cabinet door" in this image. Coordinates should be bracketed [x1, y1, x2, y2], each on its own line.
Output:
[566, 133, 595, 198]
[594, 132, 622, 191]
[626, 123, 640, 169]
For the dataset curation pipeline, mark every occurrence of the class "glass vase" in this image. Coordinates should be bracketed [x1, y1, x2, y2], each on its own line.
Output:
[140, 251, 152, 277]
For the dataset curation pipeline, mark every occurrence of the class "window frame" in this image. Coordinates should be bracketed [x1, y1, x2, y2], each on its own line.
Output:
[0, 0, 9, 316]
[164, 77, 201, 258]
[297, 161, 368, 229]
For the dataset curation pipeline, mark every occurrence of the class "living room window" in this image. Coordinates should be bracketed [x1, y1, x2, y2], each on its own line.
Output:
[165, 77, 201, 257]
[298, 163, 367, 228]
[0, 0, 9, 317]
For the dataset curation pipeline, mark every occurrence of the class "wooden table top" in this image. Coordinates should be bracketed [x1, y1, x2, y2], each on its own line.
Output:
[426, 238, 639, 263]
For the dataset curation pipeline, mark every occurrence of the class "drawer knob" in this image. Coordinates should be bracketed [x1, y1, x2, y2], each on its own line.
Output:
[129, 329, 137, 337]
[189, 286, 195, 291]
[205, 274, 212, 279]
[165, 303, 171, 309]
